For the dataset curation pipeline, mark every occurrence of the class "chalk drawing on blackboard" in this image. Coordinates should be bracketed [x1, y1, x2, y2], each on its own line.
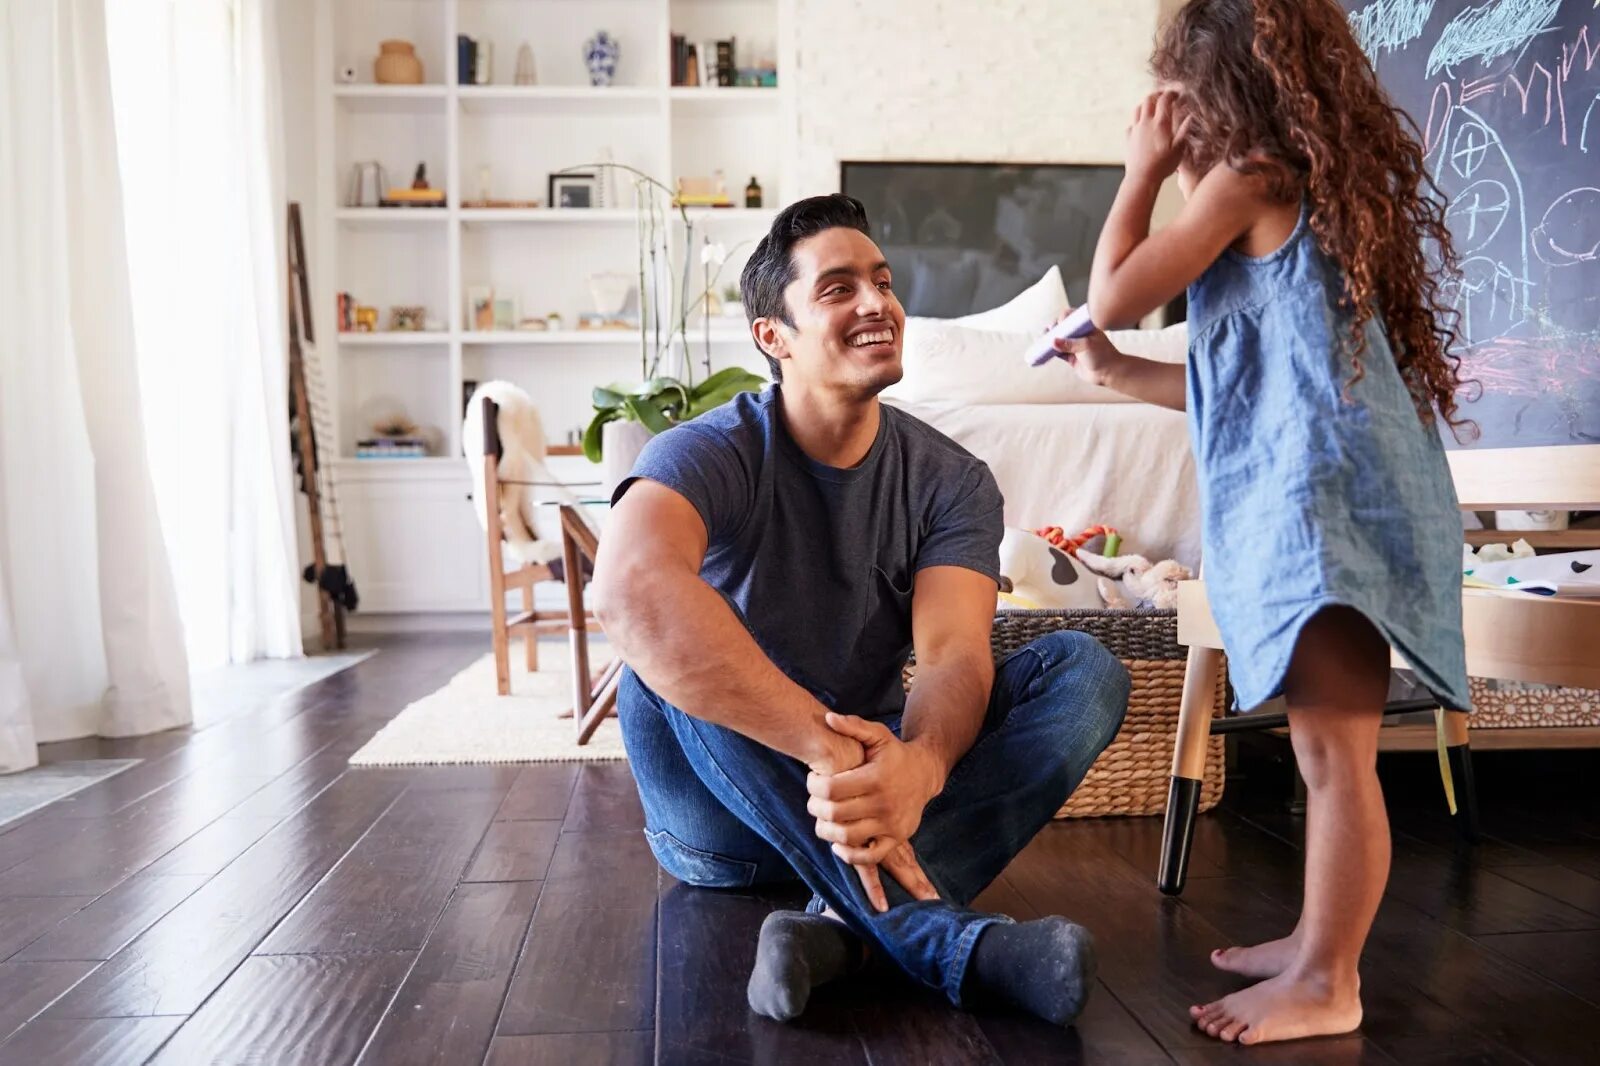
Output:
[1349, 0, 1437, 59]
[1427, 105, 1533, 343]
[1427, 0, 1563, 77]
[1531, 187, 1600, 265]
[1581, 92, 1600, 151]
[1530, 186, 1600, 336]
[1346, 0, 1600, 446]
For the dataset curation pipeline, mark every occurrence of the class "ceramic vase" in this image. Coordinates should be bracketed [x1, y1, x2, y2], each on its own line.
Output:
[584, 31, 620, 87]
[374, 40, 423, 85]
[600, 420, 653, 498]
[515, 43, 537, 85]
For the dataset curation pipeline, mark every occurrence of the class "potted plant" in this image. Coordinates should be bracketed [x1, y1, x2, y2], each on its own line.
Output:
[586, 368, 766, 492]
[556, 163, 765, 487]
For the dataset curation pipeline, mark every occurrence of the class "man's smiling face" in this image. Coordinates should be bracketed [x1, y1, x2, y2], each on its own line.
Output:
[765, 227, 907, 397]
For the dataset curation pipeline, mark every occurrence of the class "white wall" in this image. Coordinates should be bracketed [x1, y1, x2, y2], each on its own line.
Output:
[791, 0, 1174, 195]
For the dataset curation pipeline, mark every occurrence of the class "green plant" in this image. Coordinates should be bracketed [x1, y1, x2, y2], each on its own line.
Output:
[556, 162, 764, 460]
[583, 367, 766, 462]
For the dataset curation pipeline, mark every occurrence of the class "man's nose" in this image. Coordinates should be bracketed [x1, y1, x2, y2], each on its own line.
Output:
[858, 286, 888, 316]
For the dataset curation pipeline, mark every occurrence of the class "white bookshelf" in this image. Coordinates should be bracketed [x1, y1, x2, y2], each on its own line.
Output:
[318, 0, 792, 462]
[314, 0, 794, 612]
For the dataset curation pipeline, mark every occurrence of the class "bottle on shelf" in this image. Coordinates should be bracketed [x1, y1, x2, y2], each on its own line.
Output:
[745, 176, 763, 209]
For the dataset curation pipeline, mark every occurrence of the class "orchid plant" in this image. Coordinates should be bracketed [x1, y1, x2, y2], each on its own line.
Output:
[554, 163, 765, 462]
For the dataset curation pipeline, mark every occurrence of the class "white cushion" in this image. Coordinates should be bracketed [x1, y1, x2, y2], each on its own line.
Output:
[951, 265, 1069, 333]
[889, 319, 1189, 405]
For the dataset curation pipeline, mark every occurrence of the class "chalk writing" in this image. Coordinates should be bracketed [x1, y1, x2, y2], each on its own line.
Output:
[1422, 26, 1599, 151]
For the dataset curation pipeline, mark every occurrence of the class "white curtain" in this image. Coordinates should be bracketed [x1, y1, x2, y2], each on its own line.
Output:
[106, 0, 302, 669]
[0, 0, 192, 770]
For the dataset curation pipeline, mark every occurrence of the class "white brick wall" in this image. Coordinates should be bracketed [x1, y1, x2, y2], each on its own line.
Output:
[792, 0, 1174, 195]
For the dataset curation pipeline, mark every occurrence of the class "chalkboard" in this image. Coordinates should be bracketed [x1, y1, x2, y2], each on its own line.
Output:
[1345, 0, 1600, 447]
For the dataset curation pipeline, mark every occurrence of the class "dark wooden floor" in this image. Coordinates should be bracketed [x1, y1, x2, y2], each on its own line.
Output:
[0, 634, 1596, 1064]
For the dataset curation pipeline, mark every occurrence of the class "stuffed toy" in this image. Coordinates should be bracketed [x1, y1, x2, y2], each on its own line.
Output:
[1075, 549, 1193, 610]
[997, 528, 1106, 610]
[1035, 524, 1122, 559]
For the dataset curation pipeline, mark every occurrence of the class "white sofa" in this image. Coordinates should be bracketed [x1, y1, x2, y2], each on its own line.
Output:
[884, 269, 1201, 568]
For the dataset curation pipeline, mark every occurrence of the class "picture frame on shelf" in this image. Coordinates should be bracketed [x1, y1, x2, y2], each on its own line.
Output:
[549, 172, 597, 210]
[467, 286, 494, 331]
[493, 296, 518, 332]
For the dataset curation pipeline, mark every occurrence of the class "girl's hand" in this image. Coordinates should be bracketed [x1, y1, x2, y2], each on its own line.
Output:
[1125, 89, 1192, 185]
[1052, 323, 1125, 388]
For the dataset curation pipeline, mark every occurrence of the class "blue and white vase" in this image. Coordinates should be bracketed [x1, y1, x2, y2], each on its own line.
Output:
[584, 31, 620, 87]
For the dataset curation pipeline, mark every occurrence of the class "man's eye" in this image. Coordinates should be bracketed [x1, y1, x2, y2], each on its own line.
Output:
[829, 285, 850, 296]
[877, 280, 893, 291]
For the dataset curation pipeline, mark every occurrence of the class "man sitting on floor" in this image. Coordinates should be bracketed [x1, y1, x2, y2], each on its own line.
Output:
[591, 194, 1130, 1025]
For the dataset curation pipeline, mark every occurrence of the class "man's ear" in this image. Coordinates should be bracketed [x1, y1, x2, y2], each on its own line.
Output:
[752, 317, 789, 363]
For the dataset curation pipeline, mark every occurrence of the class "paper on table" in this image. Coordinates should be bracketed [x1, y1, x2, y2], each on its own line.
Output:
[1463, 549, 1600, 598]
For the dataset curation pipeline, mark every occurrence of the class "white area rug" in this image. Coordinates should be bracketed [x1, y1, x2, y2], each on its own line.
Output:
[348, 649, 627, 766]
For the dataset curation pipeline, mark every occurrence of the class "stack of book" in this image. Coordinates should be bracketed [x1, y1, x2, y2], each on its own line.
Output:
[670, 35, 736, 87]
[355, 438, 430, 460]
[381, 188, 446, 208]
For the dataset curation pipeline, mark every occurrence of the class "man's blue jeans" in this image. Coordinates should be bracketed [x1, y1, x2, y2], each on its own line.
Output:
[617, 630, 1130, 1006]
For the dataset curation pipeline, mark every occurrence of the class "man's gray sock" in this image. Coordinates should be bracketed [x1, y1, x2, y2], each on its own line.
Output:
[966, 917, 1096, 1026]
[747, 911, 861, 1022]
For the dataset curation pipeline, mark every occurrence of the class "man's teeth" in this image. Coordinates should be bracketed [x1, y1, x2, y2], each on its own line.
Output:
[850, 330, 893, 347]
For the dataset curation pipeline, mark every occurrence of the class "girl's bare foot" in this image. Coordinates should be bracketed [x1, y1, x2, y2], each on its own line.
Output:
[1189, 971, 1362, 1045]
[1209, 931, 1301, 979]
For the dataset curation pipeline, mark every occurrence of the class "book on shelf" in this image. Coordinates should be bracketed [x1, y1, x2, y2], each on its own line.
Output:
[670, 34, 740, 87]
[356, 438, 430, 459]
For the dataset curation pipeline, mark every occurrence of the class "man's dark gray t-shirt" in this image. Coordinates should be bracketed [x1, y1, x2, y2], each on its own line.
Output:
[614, 386, 1004, 719]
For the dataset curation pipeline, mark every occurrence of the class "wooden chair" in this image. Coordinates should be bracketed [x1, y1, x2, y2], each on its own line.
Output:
[478, 397, 580, 697]
[554, 502, 622, 745]
[1158, 444, 1600, 895]
[478, 398, 620, 744]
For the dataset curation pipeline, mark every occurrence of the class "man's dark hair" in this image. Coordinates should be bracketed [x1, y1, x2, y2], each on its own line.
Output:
[740, 194, 872, 383]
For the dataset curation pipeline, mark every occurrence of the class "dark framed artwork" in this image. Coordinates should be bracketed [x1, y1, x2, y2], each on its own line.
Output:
[549, 172, 597, 209]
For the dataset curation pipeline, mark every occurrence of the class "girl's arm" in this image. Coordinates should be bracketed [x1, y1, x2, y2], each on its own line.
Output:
[1088, 91, 1274, 328]
[1053, 329, 1186, 411]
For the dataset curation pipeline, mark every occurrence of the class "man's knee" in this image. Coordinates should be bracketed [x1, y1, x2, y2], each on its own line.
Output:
[644, 827, 760, 889]
[1030, 630, 1131, 742]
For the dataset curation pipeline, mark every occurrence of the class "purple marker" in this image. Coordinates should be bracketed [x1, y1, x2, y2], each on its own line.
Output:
[1024, 305, 1095, 367]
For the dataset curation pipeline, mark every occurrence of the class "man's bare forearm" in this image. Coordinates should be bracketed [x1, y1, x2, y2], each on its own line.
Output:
[599, 570, 847, 768]
[899, 651, 993, 788]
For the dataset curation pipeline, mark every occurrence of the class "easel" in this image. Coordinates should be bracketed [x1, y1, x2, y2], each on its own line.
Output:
[287, 202, 346, 650]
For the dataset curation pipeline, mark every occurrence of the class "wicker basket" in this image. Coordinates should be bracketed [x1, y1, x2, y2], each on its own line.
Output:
[905, 608, 1228, 819]
[1468, 678, 1600, 729]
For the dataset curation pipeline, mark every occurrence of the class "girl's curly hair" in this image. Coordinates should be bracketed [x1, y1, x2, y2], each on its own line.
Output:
[1153, 0, 1471, 433]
